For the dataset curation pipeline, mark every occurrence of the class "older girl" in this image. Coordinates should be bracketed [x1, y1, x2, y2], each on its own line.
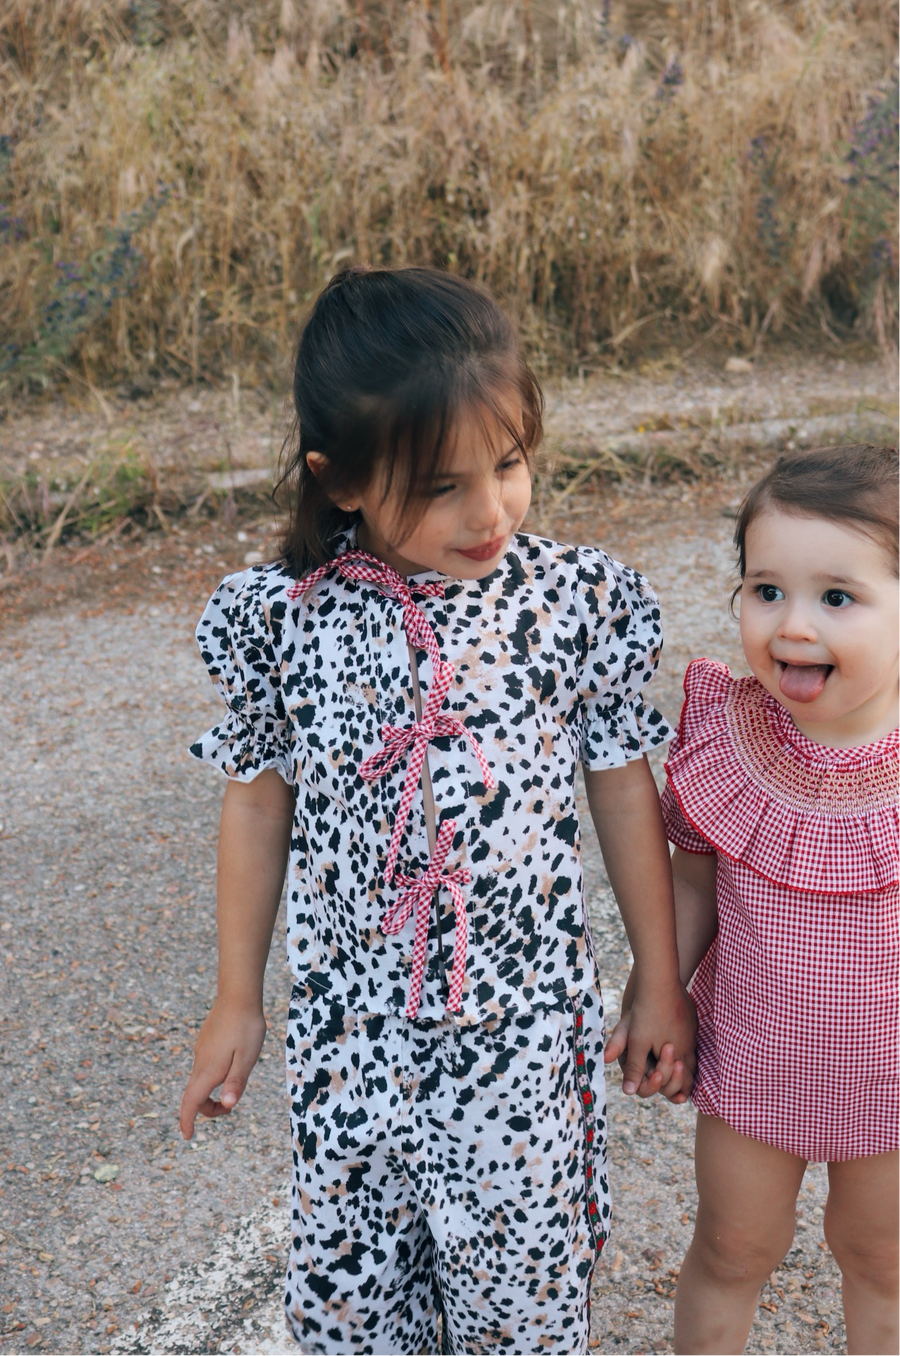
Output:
[180, 267, 694, 1355]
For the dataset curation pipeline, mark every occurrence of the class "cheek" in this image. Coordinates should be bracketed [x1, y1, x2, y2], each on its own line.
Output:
[739, 606, 766, 655]
[507, 469, 532, 517]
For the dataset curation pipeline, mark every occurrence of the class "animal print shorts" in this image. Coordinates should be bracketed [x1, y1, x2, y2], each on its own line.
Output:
[283, 986, 609, 1354]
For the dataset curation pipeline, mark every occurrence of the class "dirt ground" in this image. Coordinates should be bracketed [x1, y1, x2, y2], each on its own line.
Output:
[0, 356, 896, 1356]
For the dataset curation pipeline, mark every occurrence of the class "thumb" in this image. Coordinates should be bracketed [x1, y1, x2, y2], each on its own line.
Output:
[603, 1016, 629, 1066]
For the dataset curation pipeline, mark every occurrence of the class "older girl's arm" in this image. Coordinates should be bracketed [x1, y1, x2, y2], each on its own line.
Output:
[583, 756, 696, 1097]
[179, 770, 293, 1139]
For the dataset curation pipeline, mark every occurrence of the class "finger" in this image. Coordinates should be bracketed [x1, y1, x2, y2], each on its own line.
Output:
[179, 1060, 230, 1139]
[658, 1059, 687, 1102]
[218, 1045, 260, 1111]
[603, 1018, 629, 1066]
[620, 1038, 652, 1096]
[636, 1062, 667, 1098]
[649, 1042, 676, 1089]
[179, 1082, 205, 1140]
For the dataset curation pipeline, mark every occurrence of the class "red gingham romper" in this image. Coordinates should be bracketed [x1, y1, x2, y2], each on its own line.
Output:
[661, 658, 899, 1162]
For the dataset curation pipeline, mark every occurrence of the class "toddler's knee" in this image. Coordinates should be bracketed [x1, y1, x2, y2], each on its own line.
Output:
[693, 1215, 793, 1288]
[824, 1222, 899, 1292]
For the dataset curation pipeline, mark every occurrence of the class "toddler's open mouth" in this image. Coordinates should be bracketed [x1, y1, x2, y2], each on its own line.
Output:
[776, 661, 833, 703]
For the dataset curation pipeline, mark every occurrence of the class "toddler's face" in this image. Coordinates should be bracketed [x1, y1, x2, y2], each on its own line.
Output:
[739, 509, 899, 746]
[349, 391, 533, 581]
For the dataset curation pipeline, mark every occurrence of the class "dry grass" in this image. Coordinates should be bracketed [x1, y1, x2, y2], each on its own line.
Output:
[0, 0, 897, 393]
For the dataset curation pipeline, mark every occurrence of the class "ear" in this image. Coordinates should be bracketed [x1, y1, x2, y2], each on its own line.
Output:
[306, 452, 359, 513]
[305, 450, 329, 479]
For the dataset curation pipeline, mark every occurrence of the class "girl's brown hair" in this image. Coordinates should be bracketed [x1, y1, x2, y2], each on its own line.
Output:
[734, 444, 899, 591]
[278, 266, 543, 575]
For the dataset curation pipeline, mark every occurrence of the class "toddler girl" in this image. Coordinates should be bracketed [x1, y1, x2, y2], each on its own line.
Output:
[662, 445, 898, 1355]
[179, 266, 695, 1355]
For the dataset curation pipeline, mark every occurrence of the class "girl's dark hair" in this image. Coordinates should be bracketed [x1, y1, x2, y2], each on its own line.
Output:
[278, 266, 543, 574]
[733, 444, 899, 597]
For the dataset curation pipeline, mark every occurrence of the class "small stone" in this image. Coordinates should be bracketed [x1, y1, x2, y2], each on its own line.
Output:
[724, 357, 754, 373]
[93, 1163, 119, 1183]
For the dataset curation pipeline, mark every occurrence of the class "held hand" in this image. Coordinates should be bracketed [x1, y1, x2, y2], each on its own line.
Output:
[179, 999, 267, 1140]
[604, 971, 697, 1102]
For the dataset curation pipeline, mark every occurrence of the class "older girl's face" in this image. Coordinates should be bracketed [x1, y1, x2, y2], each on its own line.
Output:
[314, 392, 533, 581]
[739, 509, 899, 746]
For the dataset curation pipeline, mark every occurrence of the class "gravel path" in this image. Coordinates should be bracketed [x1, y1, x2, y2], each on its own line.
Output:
[2, 357, 894, 1355]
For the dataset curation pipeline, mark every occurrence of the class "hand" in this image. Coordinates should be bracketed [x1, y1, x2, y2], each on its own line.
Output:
[179, 998, 267, 1139]
[604, 970, 697, 1103]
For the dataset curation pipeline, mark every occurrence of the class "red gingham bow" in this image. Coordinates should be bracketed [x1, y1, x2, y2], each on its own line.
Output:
[360, 658, 495, 884]
[286, 547, 497, 1016]
[288, 552, 444, 666]
[383, 819, 471, 1017]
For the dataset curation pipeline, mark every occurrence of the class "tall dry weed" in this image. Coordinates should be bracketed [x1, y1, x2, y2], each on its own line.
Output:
[0, 0, 896, 390]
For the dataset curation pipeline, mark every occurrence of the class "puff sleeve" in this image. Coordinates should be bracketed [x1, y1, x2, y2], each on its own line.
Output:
[659, 659, 720, 854]
[576, 549, 672, 769]
[660, 783, 716, 854]
[189, 568, 292, 783]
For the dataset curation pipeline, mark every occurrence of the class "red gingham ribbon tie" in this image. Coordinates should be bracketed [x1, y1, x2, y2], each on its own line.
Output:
[382, 819, 471, 1018]
[288, 551, 444, 667]
[360, 659, 495, 884]
[286, 547, 497, 1015]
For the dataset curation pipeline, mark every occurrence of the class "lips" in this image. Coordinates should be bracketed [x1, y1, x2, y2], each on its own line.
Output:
[776, 661, 833, 703]
[456, 536, 506, 561]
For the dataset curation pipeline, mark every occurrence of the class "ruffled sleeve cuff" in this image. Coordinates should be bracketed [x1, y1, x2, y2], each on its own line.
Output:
[660, 781, 716, 854]
[576, 549, 673, 769]
[189, 568, 292, 784]
[580, 696, 671, 769]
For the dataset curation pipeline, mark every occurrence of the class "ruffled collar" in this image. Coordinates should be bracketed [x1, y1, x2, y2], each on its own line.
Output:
[665, 659, 898, 894]
[769, 694, 899, 771]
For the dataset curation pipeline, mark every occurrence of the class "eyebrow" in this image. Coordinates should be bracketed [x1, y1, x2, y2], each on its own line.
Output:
[745, 569, 865, 587]
[427, 447, 522, 480]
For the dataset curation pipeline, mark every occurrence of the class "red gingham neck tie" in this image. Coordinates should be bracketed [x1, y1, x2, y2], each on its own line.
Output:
[287, 549, 496, 1016]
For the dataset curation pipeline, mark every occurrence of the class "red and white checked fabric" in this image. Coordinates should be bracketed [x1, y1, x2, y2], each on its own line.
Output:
[288, 549, 495, 1016]
[383, 819, 472, 1017]
[662, 657, 899, 1160]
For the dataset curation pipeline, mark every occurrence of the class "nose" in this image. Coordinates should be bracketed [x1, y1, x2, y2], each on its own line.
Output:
[465, 476, 504, 534]
[776, 597, 818, 642]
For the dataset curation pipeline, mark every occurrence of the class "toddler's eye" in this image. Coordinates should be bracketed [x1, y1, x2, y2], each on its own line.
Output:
[823, 588, 853, 608]
[428, 482, 456, 498]
[497, 453, 523, 472]
[755, 584, 784, 603]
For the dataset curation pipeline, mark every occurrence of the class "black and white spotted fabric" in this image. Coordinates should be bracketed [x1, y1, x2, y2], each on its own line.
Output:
[191, 530, 671, 1023]
[284, 986, 609, 1355]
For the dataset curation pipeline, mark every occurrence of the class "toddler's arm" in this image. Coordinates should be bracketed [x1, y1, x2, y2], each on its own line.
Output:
[671, 847, 718, 985]
[584, 757, 696, 1099]
[179, 770, 294, 1140]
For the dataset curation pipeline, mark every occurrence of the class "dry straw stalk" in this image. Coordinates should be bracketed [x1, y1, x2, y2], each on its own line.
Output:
[0, 0, 896, 391]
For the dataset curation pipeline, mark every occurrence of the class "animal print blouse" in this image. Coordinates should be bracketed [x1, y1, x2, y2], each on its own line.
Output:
[191, 530, 671, 1023]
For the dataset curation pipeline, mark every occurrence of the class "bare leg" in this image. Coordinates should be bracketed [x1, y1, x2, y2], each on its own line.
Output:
[674, 1114, 808, 1354]
[824, 1151, 899, 1356]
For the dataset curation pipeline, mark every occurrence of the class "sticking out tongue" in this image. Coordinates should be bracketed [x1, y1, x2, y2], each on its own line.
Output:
[778, 663, 831, 703]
